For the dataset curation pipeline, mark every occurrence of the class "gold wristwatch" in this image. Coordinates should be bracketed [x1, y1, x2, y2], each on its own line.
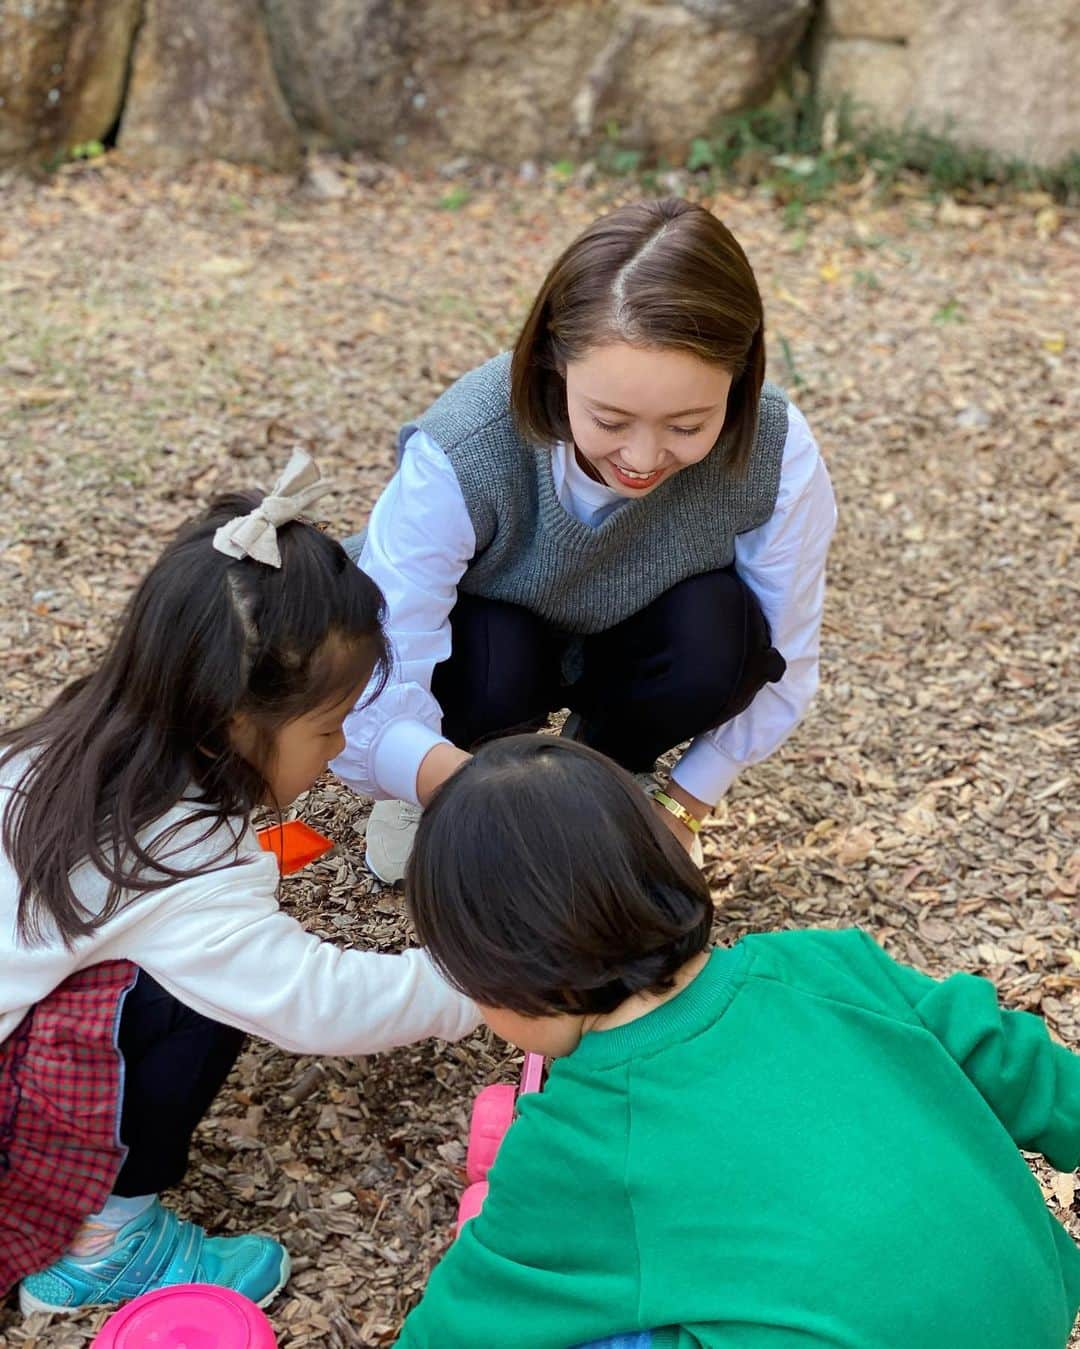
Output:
[649, 787, 703, 835]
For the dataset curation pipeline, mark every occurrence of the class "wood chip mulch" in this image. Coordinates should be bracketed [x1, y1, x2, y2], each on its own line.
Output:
[0, 155, 1076, 1346]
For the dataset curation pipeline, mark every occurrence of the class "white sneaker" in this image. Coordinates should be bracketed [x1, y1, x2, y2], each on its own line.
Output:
[365, 799, 423, 884]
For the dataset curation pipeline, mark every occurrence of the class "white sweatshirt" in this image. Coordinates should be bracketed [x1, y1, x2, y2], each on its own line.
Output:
[334, 403, 837, 807]
[0, 759, 480, 1052]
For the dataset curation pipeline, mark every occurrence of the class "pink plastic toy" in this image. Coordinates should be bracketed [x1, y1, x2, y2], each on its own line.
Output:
[91, 1284, 277, 1348]
[455, 1052, 544, 1233]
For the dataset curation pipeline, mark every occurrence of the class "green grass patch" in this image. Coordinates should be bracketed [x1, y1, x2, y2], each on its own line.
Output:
[596, 89, 1080, 210]
[437, 185, 471, 211]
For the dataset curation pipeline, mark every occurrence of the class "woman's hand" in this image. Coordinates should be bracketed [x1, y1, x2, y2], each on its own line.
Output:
[416, 742, 472, 807]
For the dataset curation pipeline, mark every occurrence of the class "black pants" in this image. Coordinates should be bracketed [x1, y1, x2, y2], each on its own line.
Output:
[432, 568, 786, 774]
[113, 972, 243, 1197]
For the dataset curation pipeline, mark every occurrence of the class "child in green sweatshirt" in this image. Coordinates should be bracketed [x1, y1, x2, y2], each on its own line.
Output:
[397, 734, 1079, 1349]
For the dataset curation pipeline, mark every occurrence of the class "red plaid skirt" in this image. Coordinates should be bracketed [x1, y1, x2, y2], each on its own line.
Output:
[0, 959, 137, 1294]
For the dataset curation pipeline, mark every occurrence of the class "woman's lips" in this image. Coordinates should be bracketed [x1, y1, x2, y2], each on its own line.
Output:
[609, 461, 664, 491]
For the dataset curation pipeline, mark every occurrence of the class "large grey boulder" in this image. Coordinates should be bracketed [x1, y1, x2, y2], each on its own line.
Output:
[0, 0, 141, 168]
[6, 0, 1070, 176]
[117, 0, 301, 169]
[816, 40, 915, 131]
[817, 0, 1079, 167]
[262, 0, 814, 166]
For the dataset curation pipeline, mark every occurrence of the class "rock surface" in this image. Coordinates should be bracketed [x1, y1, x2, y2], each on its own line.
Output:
[817, 39, 914, 131]
[117, 0, 301, 169]
[261, 0, 813, 166]
[817, 0, 1080, 167]
[1, 0, 1076, 172]
[824, 0, 926, 40]
[0, 0, 141, 167]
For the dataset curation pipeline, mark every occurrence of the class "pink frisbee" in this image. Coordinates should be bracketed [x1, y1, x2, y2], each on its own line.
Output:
[92, 1284, 277, 1348]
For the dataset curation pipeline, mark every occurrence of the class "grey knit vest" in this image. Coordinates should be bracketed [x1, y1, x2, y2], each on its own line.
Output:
[400, 352, 788, 635]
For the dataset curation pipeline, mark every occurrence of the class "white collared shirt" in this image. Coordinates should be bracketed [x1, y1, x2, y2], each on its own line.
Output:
[334, 402, 836, 808]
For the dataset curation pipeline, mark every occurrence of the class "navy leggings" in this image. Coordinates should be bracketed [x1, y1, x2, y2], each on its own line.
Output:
[432, 568, 785, 772]
[113, 972, 243, 1197]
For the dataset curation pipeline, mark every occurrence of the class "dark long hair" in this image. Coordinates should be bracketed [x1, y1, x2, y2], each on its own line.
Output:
[1, 492, 389, 947]
[510, 197, 766, 473]
[406, 736, 713, 1016]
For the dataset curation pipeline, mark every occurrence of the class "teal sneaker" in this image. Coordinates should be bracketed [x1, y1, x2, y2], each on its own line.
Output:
[19, 1199, 289, 1315]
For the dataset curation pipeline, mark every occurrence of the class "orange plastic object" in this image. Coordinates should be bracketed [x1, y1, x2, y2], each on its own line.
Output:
[256, 820, 333, 875]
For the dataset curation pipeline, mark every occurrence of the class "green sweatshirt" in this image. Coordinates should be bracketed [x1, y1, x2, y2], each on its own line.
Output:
[397, 929, 1080, 1349]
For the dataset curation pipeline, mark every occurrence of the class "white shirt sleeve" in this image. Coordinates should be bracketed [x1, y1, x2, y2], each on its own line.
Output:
[670, 403, 837, 807]
[111, 848, 481, 1054]
[332, 430, 476, 803]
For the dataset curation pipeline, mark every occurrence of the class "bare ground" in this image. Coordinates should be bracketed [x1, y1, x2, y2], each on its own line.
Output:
[0, 155, 1077, 1346]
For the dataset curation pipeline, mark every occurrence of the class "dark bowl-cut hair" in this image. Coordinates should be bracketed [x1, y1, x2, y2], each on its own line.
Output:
[405, 736, 713, 1017]
[510, 197, 766, 474]
[1, 491, 389, 947]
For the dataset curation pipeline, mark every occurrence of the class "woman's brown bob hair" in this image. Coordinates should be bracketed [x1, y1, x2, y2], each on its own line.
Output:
[510, 197, 766, 474]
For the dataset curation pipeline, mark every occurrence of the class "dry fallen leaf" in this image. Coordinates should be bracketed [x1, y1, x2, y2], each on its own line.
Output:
[834, 825, 876, 866]
[1051, 1172, 1076, 1210]
[199, 254, 256, 277]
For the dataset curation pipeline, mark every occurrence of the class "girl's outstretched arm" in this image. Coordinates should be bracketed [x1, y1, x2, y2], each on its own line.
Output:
[103, 847, 480, 1055]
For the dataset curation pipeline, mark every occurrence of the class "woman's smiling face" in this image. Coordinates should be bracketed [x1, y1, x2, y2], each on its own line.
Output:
[563, 342, 733, 497]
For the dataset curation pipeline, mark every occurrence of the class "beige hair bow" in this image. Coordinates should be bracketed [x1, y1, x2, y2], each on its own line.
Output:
[213, 449, 332, 568]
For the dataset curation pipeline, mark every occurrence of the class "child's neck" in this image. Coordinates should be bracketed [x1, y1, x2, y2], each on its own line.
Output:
[583, 949, 712, 1035]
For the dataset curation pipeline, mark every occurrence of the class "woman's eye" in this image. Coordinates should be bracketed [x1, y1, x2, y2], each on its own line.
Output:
[670, 425, 704, 437]
[590, 415, 627, 433]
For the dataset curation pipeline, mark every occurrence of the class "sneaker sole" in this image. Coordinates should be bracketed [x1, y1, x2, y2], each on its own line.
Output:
[18, 1247, 292, 1317]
